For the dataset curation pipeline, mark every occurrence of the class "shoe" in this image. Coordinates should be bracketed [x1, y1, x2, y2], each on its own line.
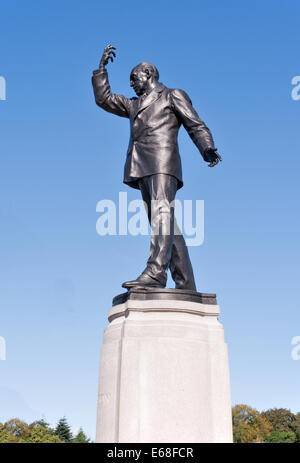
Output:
[175, 283, 197, 291]
[122, 272, 165, 289]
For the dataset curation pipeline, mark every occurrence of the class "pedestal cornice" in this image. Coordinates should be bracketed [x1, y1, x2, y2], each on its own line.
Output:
[109, 288, 219, 322]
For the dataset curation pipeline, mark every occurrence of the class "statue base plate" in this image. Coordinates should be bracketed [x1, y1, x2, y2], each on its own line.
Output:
[112, 287, 217, 307]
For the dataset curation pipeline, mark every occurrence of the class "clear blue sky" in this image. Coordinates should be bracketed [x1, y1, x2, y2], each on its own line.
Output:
[1, 0, 300, 440]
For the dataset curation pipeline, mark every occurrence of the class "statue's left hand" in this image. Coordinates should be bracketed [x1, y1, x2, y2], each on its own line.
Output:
[205, 148, 222, 167]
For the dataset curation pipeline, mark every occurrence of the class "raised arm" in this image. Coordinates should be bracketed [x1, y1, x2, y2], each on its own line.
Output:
[170, 89, 222, 167]
[92, 44, 131, 118]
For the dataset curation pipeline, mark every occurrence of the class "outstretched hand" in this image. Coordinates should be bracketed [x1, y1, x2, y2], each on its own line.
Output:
[100, 44, 116, 67]
[205, 148, 222, 167]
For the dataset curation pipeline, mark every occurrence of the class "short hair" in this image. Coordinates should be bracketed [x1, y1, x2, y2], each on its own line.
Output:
[131, 62, 159, 80]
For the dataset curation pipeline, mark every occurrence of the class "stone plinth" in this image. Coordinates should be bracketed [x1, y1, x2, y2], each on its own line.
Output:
[96, 289, 232, 443]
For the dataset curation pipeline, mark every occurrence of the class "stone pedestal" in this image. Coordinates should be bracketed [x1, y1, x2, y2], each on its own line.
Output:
[96, 289, 232, 443]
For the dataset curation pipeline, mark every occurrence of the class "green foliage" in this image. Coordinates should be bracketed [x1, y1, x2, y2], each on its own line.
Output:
[31, 419, 50, 428]
[232, 404, 272, 443]
[0, 417, 90, 443]
[265, 430, 296, 443]
[294, 413, 300, 443]
[0, 419, 30, 443]
[0, 425, 10, 443]
[25, 425, 63, 443]
[0, 419, 63, 443]
[261, 408, 296, 433]
[232, 405, 300, 443]
[54, 417, 73, 442]
[72, 428, 90, 443]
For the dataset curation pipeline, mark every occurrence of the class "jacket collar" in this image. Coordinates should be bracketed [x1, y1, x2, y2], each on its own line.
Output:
[133, 82, 165, 120]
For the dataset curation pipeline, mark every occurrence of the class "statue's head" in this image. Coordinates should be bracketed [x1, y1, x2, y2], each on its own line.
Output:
[130, 62, 159, 96]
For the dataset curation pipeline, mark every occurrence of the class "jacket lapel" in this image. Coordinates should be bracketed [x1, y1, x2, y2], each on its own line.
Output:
[132, 83, 165, 120]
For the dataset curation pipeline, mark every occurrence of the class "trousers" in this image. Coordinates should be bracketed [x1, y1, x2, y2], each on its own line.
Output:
[138, 174, 196, 291]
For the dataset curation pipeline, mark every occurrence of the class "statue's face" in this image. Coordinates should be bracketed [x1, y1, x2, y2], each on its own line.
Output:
[130, 67, 149, 96]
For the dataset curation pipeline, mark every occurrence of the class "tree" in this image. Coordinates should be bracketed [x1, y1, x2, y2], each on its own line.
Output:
[232, 404, 272, 443]
[72, 428, 90, 443]
[261, 408, 296, 434]
[0, 417, 90, 443]
[233, 419, 257, 443]
[0, 424, 10, 443]
[0, 418, 63, 443]
[0, 419, 30, 443]
[265, 430, 296, 443]
[26, 424, 63, 443]
[54, 417, 73, 442]
[294, 412, 300, 443]
[31, 419, 50, 428]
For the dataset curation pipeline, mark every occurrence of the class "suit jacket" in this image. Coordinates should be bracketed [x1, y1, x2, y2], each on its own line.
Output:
[92, 67, 215, 190]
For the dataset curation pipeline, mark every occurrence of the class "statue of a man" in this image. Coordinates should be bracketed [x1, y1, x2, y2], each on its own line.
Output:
[92, 45, 222, 291]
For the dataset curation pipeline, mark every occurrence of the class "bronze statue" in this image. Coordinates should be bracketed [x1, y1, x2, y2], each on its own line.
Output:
[92, 45, 222, 291]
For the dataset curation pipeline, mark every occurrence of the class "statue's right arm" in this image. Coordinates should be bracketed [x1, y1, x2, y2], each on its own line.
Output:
[92, 45, 131, 118]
